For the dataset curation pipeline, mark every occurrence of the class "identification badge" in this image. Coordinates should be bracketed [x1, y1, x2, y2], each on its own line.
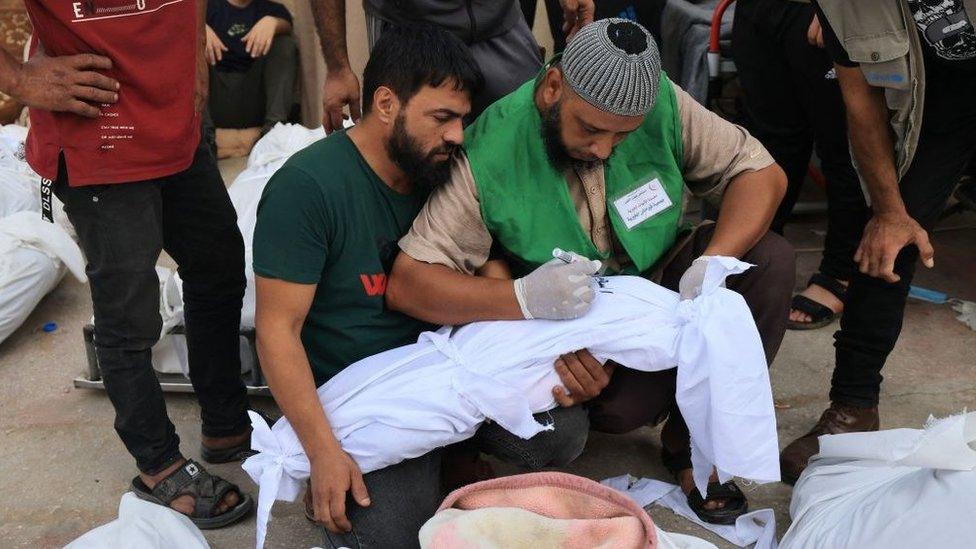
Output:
[612, 178, 673, 230]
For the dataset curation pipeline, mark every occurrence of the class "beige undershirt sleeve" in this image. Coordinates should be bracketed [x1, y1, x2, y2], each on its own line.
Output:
[675, 82, 775, 205]
[398, 153, 493, 275]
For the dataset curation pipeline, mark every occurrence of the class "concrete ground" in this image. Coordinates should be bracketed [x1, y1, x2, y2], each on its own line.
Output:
[1, 158, 974, 547]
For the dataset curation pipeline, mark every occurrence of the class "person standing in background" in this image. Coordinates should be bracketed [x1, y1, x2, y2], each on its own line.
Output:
[310, 0, 596, 131]
[4, 0, 254, 527]
[206, 0, 299, 134]
[731, 0, 868, 331]
[780, 0, 976, 483]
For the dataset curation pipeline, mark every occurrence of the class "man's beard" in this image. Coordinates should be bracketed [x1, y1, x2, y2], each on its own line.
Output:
[541, 102, 603, 172]
[386, 113, 457, 190]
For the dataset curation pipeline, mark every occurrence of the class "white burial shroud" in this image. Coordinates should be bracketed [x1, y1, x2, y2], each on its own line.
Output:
[243, 256, 780, 548]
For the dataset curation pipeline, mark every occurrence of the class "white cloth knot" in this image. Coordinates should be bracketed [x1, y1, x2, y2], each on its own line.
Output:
[675, 298, 697, 324]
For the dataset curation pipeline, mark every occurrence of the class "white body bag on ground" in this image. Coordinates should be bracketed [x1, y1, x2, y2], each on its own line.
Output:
[781, 411, 976, 548]
[0, 212, 86, 344]
[65, 492, 209, 549]
[150, 124, 325, 374]
[0, 124, 40, 219]
[243, 257, 780, 548]
[0, 124, 85, 345]
[228, 123, 325, 328]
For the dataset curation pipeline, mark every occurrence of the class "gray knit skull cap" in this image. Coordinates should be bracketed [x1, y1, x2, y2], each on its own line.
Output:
[561, 18, 661, 116]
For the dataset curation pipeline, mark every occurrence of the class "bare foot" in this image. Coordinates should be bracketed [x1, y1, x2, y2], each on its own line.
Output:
[140, 459, 239, 517]
[675, 468, 726, 510]
[789, 280, 847, 324]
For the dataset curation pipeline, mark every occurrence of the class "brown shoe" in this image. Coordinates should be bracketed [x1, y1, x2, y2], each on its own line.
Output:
[780, 403, 879, 485]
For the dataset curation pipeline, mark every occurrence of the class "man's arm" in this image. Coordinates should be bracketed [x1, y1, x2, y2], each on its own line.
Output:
[389, 246, 611, 407]
[255, 276, 370, 534]
[0, 44, 118, 118]
[559, 0, 595, 38]
[387, 254, 524, 324]
[388, 194, 600, 325]
[703, 164, 787, 257]
[835, 64, 933, 282]
[310, 0, 361, 132]
[675, 81, 786, 257]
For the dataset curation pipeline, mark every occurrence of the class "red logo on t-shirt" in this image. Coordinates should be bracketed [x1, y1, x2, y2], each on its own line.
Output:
[360, 274, 388, 297]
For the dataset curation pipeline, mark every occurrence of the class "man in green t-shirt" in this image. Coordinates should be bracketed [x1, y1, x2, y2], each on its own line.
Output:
[252, 26, 588, 548]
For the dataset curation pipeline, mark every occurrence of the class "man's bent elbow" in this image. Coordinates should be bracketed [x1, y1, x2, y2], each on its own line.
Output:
[767, 163, 788, 201]
[386, 252, 417, 314]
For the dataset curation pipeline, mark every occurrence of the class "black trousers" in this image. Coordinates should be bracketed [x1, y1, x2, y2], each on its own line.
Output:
[54, 138, 250, 474]
[831, 88, 976, 407]
[732, 0, 868, 282]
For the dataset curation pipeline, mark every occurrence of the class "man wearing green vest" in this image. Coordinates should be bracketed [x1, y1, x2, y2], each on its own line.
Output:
[387, 19, 793, 524]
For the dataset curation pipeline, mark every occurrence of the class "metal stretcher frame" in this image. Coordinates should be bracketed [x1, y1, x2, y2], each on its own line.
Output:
[73, 324, 272, 396]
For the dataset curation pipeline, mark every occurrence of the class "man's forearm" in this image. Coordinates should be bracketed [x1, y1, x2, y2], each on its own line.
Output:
[836, 65, 903, 215]
[311, 0, 350, 70]
[387, 253, 524, 325]
[256, 326, 341, 462]
[704, 164, 787, 257]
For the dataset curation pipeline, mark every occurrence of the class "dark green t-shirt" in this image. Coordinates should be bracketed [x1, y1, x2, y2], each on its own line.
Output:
[253, 130, 433, 385]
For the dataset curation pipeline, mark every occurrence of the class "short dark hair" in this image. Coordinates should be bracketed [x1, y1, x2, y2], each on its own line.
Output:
[362, 24, 484, 113]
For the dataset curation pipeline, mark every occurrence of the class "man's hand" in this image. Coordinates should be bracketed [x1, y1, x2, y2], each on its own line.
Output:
[513, 257, 601, 320]
[807, 14, 824, 48]
[309, 448, 371, 534]
[560, 0, 595, 39]
[242, 16, 279, 58]
[205, 25, 228, 65]
[854, 211, 934, 283]
[552, 349, 615, 406]
[323, 67, 361, 133]
[678, 256, 721, 300]
[10, 51, 118, 118]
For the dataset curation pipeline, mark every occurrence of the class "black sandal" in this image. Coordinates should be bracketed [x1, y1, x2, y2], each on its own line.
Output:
[201, 409, 276, 464]
[661, 447, 749, 526]
[788, 273, 848, 331]
[131, 459, 253, 529]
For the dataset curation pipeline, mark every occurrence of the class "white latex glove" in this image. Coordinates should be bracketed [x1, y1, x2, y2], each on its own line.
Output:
[514, 257, 602, 319]
[678, 256, 722, 300]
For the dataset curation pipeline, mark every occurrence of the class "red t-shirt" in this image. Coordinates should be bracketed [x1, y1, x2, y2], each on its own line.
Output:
[24, 0, 200, 186]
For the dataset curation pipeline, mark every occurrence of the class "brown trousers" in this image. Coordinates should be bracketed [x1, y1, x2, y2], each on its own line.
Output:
[587, 224, 795, 439]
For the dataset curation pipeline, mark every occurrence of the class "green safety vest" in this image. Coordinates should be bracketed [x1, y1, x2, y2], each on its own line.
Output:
[464, 73, 684, 277]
